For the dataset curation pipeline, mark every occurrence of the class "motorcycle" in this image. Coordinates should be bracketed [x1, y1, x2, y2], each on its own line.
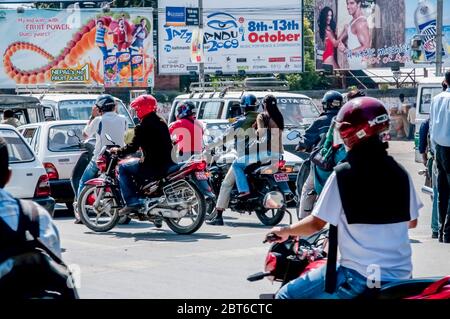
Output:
[77, 134, 209, 235]
[68, 130, 130, 225]
[206, 146, 295, 226]
[248, 193, 449, 299]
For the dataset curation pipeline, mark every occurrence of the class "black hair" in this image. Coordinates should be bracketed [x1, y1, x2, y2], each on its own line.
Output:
[318, 7, 336, 42]
[442, 80, 448, 91]
[3, 110, 14, 118]
[264, 95, 284, 130]
[445, 71, 450, 88]
[0, 137, 9, 188]
[399, 93, 405, 101]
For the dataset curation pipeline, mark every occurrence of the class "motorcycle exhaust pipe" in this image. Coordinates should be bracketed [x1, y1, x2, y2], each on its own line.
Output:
[247, 272, 272, 282]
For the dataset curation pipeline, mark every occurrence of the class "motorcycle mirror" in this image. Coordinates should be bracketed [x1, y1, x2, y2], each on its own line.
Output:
[67, 129, 76, 138]
[287, 130, 301, 141]
[263, 191, 285, 209]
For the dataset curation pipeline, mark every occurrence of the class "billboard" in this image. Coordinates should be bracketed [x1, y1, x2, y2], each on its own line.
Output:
[0, 8, 154, 88]
[314, 0, 450, 70]
[158, 0, 303, 75]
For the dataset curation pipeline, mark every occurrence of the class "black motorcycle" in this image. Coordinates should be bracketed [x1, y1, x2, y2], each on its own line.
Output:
[207, 149, 295, 226]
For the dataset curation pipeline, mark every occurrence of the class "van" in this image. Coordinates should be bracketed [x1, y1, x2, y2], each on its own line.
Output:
[414, 76, 446, 162]
[168, 78, 320, 153]
[16, 82, 135, 128]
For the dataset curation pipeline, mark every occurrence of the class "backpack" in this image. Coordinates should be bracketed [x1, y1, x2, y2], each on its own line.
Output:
[0, 199, 78, 299]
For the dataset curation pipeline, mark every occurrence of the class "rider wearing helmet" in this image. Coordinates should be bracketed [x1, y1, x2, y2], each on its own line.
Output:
[269, 97, 421, 299]
[296, 90, 343, 152]
[169, 101, 204, 162]
[112, 95, 175, 216]
[76, 95, 128, 221]
[206, 93, 260, 226]
[345, 89, 365, 102]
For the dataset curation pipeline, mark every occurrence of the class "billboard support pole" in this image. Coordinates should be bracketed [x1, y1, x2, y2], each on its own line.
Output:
[198, 0, 205, 87]
[436, 0, 443, 77]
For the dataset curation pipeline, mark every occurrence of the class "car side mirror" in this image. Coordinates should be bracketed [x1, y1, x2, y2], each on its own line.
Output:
[287, 130, 301, 141]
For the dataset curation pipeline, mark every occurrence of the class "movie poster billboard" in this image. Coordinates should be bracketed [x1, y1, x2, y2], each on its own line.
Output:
[314, 0, 450, 70]
[158, 0, 303, 75]
[0, 8, 154, 88]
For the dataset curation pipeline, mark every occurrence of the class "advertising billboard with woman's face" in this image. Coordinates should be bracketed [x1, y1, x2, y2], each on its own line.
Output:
[315, 0, 450, 70]
[0, 7, 154, 88]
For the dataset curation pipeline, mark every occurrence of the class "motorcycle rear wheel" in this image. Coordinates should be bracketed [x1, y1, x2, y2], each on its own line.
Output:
[165, 182, 206, 235]
[255, 208, 285, 226]
[78, 185, 120, 232]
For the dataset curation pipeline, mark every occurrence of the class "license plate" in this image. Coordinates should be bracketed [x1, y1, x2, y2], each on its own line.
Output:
[274, 173, 289, 182]
[195, 172, 209, 180]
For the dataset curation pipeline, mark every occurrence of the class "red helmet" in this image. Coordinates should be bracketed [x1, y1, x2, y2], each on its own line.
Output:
[130, 95, 157, 120]
[335, 97, 390, 149]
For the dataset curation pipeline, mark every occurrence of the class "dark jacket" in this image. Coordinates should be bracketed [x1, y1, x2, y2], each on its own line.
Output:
[299, 109, 339, 152]
[118, 112, 175, 177]
[418, 119, 430, 155]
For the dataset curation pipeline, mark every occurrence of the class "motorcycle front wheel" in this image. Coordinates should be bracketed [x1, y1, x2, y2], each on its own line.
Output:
[165, 182, 206, 235]
[78, 184, 121, 232]
[255, 208, 285, 226]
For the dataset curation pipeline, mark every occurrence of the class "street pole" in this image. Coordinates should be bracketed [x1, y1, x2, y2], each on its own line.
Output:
[198, 0, 205, 87]
[436, 0, 443, 77]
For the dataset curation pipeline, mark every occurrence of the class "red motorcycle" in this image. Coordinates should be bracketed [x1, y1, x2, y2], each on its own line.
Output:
[248, 194, 450, 299]
[77, 136, 210, 235]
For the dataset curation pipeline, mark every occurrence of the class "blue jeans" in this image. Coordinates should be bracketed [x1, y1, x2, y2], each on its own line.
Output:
[118, 160, 141, 206]
[276, 265, 371, 299]
[77, 160, 99, 198]
[432, 159, 440, 233]
[97, 45, 108, 59]
[232, 153, 280, 194]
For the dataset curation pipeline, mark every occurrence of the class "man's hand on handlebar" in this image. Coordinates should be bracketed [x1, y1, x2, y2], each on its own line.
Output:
[264, 227, 290, 243]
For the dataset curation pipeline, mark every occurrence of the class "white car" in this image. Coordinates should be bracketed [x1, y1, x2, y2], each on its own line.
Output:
[18, 120, 87, 211]
[0, 124, 55, 215]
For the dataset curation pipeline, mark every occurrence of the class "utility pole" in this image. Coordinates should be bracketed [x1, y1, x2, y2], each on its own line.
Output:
[198, 0, 205, 86]
[436, 0, 443, 77]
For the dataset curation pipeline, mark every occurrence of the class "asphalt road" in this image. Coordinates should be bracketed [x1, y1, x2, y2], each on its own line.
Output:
[54, 141, 450, 298]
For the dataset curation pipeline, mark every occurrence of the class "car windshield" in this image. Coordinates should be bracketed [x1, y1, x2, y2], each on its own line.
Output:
[48, 124, 85, 152]
[0, 129, 34, 163]
[58, 99, 133, 126]
[276, 98, 320, 127]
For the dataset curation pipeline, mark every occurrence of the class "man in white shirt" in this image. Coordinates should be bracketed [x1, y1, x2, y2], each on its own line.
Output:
[77, 95, 128, 198]
[268, 97, 421, 299]
[429, 71, 450, 243]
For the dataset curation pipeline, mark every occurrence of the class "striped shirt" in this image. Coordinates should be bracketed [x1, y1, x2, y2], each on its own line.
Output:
[96, 26, 106, 45]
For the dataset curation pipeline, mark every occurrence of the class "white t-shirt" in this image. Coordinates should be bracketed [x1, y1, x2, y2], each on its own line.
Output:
[312, 172, 422, 281]
[83, 112, 128, 158]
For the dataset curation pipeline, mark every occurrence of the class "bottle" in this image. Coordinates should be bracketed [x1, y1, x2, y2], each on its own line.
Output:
[414, 0, 445, 61]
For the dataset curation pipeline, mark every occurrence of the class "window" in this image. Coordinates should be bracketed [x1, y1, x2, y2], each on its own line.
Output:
[0, 129, 34, 163]
[48, 124, 85, 152]
[57, 99, 133, 127]
[419, 87, 442, 114]
[22, 127, 38, 145]
[276, 98, 320, 127]
[197, 101, 224, 120]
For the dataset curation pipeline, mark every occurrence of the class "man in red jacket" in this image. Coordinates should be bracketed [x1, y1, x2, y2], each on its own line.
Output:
[169, 101, 204, 162]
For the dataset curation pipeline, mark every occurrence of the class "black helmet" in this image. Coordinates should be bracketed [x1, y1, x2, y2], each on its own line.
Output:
[240, 93, 258, 112]
[95, 94, 116, 112]
[322, 90, 343, 110]
[176, 100, 196, 119]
